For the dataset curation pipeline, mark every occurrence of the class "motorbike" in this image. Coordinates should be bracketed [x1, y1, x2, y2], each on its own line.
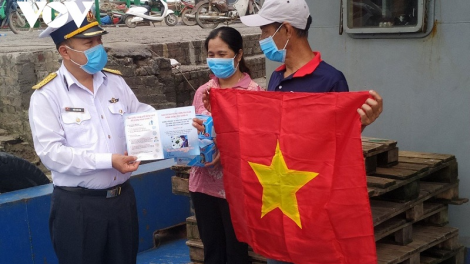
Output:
[170, 0, 196, 26]
[193, 0, 262, 29]
[0, 0, 30, 34]
[125, 0, 178, 28]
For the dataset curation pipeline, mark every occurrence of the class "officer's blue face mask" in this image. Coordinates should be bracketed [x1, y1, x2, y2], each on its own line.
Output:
[66, 44, 108, 74]
[259, 24, 289, 63]
[207, 55, 239, 79]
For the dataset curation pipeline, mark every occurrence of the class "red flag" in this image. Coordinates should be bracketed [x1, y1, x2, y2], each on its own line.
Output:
[211, 89, 377, 264]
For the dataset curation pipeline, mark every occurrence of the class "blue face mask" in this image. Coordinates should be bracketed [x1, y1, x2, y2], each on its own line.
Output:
[66, 44, 108, 74]
[207, 55, 238, 79]
[259, 24, 289, 63]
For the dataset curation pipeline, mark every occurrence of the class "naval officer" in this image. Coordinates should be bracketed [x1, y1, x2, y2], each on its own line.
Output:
[28, 11, 154, 264]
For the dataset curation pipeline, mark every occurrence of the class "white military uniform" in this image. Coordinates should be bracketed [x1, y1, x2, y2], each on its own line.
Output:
[29, 64, 154, 189]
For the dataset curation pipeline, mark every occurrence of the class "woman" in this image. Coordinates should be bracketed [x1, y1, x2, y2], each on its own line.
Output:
[189, 26, 263, 264]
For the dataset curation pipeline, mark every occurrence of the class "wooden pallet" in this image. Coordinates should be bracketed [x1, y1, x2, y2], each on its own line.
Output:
[172, 176, 190, 196]
[362, 137, 398, 173]
[186, 239, 204, 263]
[367, 153, 466, 204]
[376, 225, 461, 264]
[171, 165, 190, 178]
[186, 216, 199, 240]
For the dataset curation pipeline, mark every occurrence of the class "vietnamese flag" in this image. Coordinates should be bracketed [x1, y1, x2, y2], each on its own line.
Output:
[210, 89, 377, 264]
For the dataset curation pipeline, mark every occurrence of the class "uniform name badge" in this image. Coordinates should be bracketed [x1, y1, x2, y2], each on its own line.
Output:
[65, 107, 85, 113]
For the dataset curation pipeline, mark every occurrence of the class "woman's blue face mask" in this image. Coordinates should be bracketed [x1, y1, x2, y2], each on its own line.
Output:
[259, 24, 289, 63]
[66, 44, 108, 74]
[207, 55, 239, 79]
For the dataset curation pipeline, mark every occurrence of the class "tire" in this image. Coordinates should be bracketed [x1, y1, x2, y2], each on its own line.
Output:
[181, 8, 196, 26]
[0, 152, 50, 193]
[195, 2, 220, 29]
[125, 16, 138, 28]
[8, 10, 32, 34]
[164, 13, 178, 26]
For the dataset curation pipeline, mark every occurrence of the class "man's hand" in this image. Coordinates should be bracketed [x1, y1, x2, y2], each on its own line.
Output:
[358, 90, 383, 130]
[112, 153, 140, 174]
[202, 87, 211, 112]
[192, 118, 205, 133]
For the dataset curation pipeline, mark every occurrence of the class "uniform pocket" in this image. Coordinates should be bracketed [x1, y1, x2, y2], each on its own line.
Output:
[61, 111, 97, 147]
[107, 103, 127, 139]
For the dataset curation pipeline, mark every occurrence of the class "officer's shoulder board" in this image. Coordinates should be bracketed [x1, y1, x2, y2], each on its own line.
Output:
[32, 72, 57, 90]
[102, 68, 122, 75]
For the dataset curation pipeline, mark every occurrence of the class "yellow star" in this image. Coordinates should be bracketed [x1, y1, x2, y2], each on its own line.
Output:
[248, 141, 319, 228]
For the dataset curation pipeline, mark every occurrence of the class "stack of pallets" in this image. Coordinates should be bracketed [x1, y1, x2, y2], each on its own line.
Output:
[171, 137, 467, 264]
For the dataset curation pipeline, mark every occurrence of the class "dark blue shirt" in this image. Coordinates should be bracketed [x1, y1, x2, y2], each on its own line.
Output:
[267, 52, 349, 93]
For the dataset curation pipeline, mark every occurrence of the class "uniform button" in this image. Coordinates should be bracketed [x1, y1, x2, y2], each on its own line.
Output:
[101, 115, 104, 119]
[76, 118, 80, 122]
[108, 135, 111, 139]
[119, 110, 123, 114]
[114, 176, 116, 181]
[279, 86, 282, 89]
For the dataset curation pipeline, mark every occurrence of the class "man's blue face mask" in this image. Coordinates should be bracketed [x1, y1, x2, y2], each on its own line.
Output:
[259, 24, 289, 63]
[207, 55, 238, 79]
[66, 44, 108, 74]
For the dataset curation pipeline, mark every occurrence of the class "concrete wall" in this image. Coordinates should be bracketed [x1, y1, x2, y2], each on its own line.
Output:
[0, 50, 60, 139]
[295, 0, 470, 246]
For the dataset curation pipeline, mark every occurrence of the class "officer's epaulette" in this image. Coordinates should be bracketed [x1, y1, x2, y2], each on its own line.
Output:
[102, 68, 122, 75]
[32, 72, 57, 90]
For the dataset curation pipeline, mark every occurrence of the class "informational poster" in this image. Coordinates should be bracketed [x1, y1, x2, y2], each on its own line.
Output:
[124, 106, 200, 161]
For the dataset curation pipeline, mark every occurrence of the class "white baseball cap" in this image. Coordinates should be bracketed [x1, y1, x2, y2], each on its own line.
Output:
[241, 0, 310, 30]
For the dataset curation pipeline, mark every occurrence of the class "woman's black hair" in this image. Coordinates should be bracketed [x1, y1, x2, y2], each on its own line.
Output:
[204, 26, 252, 76]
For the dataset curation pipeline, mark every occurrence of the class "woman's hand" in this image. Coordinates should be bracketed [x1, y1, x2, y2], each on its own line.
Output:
[202, 87, 211, 112]
[192, 118, 205, 133]
[204, 137, 220, 167]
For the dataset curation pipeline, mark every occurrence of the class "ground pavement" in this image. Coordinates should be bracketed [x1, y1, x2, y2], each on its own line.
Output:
[0, 22, 261, 53]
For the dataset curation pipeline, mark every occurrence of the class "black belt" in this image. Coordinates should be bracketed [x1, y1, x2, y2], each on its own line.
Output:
[55, 181, 129, 198]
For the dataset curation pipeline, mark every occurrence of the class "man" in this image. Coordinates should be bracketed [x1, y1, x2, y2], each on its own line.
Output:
[194, 0, 383, 263]
[242, 2, 382, 263]
[28, 13, 154, 264]
[195, 0, 382, 152]
[239, 0, 382, 129]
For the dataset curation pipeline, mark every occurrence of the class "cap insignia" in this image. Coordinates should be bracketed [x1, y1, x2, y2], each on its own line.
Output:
[87, 11, 96, 22]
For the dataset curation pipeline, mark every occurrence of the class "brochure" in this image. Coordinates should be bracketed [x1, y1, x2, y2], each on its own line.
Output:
[124, 106, 200, 161]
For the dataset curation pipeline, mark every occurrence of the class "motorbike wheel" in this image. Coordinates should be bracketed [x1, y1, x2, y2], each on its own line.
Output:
[8, 10, 32, 34]
[195, 2, 220, 29]
[165, 13, 178, 27]
[181, 8, 196, 26]
[125, 16, 138, 28]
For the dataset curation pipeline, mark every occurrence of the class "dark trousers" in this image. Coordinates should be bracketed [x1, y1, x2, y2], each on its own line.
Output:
[190, 191, 249, 264]
[49, 182, 139, 264]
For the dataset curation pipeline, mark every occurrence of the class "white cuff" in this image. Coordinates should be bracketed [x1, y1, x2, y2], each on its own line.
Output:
[95, 153, 112, 169]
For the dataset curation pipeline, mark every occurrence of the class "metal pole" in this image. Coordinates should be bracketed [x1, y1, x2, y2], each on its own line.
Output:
[95, 0, 100, 24]
[50, 0, 55, 20]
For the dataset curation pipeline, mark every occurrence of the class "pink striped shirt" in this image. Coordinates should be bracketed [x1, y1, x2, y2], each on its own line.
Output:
[189, 73, 264, 198]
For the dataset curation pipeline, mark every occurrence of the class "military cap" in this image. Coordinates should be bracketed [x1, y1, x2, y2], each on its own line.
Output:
[39, 10, 107, 45]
